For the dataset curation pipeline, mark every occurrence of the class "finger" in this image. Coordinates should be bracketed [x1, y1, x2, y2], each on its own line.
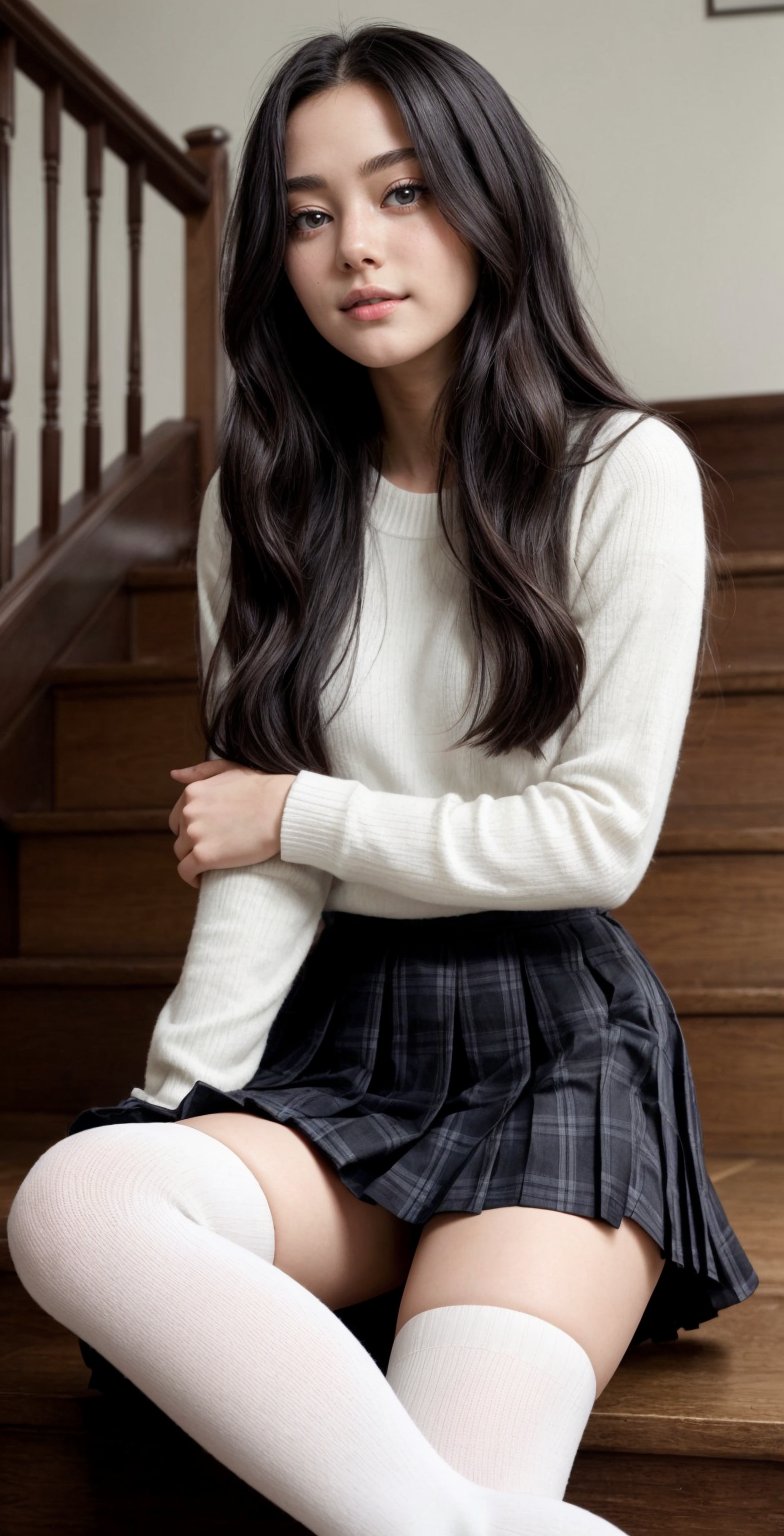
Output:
[168, 792, 185, 837]
[172, 831, 192, 862]
[174, 760, 230, 779]
[177, 850, 203, 889]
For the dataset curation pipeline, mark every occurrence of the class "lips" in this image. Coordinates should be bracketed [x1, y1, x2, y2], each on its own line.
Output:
[340, 287, 404, 310]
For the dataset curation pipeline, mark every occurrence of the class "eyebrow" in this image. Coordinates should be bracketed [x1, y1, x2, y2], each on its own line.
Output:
[285, 146, 420, 193]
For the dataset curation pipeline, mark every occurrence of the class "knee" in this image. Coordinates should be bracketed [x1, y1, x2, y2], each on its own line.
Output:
[6, 1123, 185, 1336]
[8, 1122, 276, 1311]
[9, 1123, 164, 1262]
[7, 1128, 108, 1311]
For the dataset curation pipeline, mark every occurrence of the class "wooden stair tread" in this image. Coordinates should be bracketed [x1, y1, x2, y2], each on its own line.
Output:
[127, 552, 784, 583]
[659, 804, 784, 851]
[0, 956, 782, 1018]
[583, 1292, 783, 1459]
[43, 652, 784, 694]
[0, 1120, 780, 1457]
[1, 1295, 781, 1455]
[718, 549, 784, 577]
[698, 668, 784, 695]
[48, 658, 198, 686]
[9, 801, 784, 846]
[8, 807, 173, 833]
[653, 983, 784, 1015]
[125, 562, 197, 588]
[0, 956, 185, 985]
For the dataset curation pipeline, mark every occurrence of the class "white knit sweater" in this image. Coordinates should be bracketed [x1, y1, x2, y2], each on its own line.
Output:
[131, 409, 706, 1110]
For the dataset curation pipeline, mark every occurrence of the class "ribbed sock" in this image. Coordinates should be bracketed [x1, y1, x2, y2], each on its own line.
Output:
[386, 1303, 598, 1497]
[8, 1121, 628, 1536]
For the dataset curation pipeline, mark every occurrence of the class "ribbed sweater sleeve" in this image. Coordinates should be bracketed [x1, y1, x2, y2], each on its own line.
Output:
[130, 470, 333, 1110]
[279, 417, 706, 912]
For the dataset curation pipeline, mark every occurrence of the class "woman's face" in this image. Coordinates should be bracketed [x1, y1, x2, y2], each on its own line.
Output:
[282, 81, 480, 374]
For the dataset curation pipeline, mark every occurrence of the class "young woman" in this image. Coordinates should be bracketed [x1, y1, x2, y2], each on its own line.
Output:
[8, 22, 759, 1536]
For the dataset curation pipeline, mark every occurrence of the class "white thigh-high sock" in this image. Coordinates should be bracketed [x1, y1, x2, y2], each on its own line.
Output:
[8, 1121, 630, 1536]
[386, 1304, 598, 1499]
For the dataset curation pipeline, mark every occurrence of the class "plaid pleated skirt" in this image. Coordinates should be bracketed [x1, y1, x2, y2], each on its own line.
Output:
[65, 904, 760, 1355]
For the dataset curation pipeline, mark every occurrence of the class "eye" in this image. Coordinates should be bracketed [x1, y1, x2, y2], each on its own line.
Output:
[286, 179, 429, 239]
[385, 179, 428, 211]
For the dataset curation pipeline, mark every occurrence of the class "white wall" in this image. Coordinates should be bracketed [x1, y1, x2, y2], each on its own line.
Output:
[12, 0, 784, 545]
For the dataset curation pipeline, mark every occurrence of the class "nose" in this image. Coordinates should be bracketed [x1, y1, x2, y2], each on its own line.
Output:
[334, 209, 386, 270]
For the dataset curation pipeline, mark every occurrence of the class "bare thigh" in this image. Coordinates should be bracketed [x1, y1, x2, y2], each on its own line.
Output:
[174, 1114, 420, 1312]
[393, 1206, 666, 1398]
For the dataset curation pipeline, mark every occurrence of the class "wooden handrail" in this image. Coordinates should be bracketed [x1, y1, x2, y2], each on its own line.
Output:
[0, 0, 230, 594]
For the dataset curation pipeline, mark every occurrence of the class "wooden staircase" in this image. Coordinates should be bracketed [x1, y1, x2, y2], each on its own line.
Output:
[0, 399, 782, 1533]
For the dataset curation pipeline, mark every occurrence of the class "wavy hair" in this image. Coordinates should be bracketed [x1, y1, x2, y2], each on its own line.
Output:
[199, 20, 723, 771]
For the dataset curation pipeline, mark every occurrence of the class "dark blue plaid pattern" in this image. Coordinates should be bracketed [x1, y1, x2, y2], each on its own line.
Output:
[66, 904, 760, 1350]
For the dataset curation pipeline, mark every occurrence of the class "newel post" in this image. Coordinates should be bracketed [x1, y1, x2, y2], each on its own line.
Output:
[183, 126, 231, 495]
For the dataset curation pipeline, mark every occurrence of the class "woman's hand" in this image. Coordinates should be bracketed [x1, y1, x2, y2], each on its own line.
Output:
[168, 760, 298, 889]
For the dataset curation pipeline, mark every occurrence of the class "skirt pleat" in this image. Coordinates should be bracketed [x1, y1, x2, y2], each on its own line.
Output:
[65, 904, 760, 1352]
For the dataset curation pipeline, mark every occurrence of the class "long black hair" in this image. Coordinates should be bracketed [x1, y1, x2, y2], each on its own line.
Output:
[199, 20, 722, 771]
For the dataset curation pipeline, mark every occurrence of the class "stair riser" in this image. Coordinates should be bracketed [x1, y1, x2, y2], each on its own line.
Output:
[697, 414, 784, 476]
[1, 985, 780, 1155]
[54, 686, 205, 809]
[685, 1015, 784, 1157]
[130, 585, 198, 662]
[706, 577, 784, 674]
[0, 981, 171, 1116]
[671, 694, 784, 808]
[53, 685, 784, 810]
[568, 1449, 783, 1536]
[709, 472, 784, 559]
[614, 853, 784, 987]
[18, 833, 197, 954]
[676, 688, 780, 804]
[0, 1417, 300, 1528]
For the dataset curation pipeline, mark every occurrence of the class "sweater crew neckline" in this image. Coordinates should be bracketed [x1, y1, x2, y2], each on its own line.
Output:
[368, 472, 455, 539]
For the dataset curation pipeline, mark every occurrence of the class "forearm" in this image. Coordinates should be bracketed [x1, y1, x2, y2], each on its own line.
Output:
[131, 858, 333, 1110]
